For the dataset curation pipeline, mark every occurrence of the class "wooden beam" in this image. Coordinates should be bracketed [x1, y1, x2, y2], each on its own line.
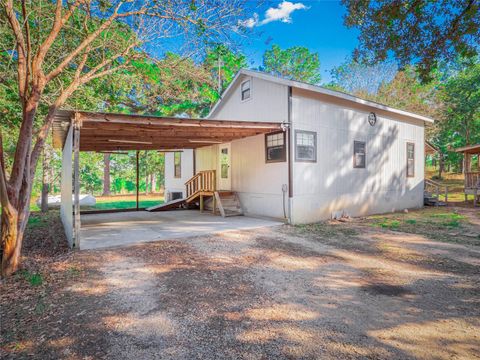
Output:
[79, 112, 281, 129]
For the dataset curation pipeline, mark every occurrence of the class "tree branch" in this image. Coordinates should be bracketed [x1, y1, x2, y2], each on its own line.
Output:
[32, 0, 82, 76]
[3, 0, 28, 100]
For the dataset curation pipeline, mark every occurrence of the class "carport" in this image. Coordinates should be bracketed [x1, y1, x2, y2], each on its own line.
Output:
[52, 110, 282, 250]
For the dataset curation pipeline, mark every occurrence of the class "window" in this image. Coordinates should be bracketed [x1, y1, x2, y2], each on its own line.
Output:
[353, 141, 366, 168]
[174, 152, 181, 178]
[265, 131, 286, 162]
[241, 80, 251, 101]
[406, 142, 415, 177]
[220, 147, 229, 178]
[295, 130, 317, 162]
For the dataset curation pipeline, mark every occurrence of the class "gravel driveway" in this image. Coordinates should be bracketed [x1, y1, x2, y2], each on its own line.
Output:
[2, 214, 480, 359]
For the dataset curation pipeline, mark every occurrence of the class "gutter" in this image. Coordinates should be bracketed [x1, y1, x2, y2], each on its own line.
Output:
[287, 86, 293, 224]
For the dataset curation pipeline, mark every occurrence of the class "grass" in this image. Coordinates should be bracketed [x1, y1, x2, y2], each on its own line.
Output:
[297, 207, 478, 248]
[425, 169, 475, 202]
[18, 270, 43, 286]
[364, 207, 478, 245]
[31, 193, 164, 211]
[91, 194, 164, 210]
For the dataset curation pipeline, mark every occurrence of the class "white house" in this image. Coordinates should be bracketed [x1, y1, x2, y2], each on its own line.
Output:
[165, 69, 433, 224]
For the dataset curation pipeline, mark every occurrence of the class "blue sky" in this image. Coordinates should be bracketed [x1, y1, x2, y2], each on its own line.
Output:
[240, 1, 360, 83]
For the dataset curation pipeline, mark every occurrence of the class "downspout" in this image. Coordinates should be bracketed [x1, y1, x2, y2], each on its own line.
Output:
[287, 86, 293, 224]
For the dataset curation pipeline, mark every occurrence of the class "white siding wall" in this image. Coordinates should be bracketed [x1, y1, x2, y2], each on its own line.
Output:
[210, 75, 288, 123]
[196, 145, 218, 172]
[164, 149, 194, 198]
[290, 89, 425, 223]
[231, 134, 288, 219]
[192, 136, 288, 220]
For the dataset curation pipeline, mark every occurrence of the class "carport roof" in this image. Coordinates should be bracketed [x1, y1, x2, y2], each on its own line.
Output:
[52, 110, 282, 151]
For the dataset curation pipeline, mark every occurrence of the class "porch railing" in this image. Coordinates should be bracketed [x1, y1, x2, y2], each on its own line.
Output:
[425, 179, 448, 203]
[185, 170, 216, 200]
[465, 172, 480, 189]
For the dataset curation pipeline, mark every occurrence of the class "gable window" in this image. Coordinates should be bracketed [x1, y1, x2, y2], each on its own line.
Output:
[295, 130, 317, 162]
[353, 141, 366, 168]
[406, 142, 415, 177]
[265, 131, 286, 163]
[174, 152, 182, 178]
[241, 80, 251, 101]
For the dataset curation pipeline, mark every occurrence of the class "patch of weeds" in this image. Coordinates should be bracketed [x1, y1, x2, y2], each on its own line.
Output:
[35, 298, 47, 314]
[442, 219, 460, 228]
[19, 270, 43, 286]
[430, 212, 466, 221]
[405, 219, 417, 225]
[67, 266, 81, 277]
[27, 216, 47, 228]
[296, 222, 358, 237]
[376, 219, 401, 230]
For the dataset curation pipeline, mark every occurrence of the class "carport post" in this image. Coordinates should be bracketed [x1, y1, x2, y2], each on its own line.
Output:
[136, 150, 139, 211]
[73, 113, 81, 249]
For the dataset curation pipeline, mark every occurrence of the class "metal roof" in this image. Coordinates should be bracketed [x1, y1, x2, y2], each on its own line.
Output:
[208, 69, 435, 124]
[52, 110, 282, 151]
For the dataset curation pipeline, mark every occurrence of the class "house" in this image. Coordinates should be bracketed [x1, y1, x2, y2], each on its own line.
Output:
[164, 69, 434, 224]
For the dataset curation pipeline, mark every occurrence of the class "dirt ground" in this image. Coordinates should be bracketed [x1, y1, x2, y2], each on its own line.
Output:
[1, 208, 479, 359]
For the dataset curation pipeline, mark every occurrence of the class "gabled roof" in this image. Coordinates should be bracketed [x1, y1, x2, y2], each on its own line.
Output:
[455, 143, 480, 154]
[208, 69, 434, 123]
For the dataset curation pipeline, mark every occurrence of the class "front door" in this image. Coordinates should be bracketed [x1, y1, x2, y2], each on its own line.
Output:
[218, 143, 231, 190]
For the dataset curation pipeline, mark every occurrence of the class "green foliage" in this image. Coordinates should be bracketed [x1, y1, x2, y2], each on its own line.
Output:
[261, 44, 321, 84]
[439, 62, 480, 147]
[376, 219, 401, 230]
[342, 0, 480, 82]
[329, 60, 397, 95]
[205, 44, 248, 94]
[19, 270, 43, 286]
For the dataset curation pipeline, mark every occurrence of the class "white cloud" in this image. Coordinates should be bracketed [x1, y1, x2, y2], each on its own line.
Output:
[240, 1, 308, 28]
[239, 13, 259, 28]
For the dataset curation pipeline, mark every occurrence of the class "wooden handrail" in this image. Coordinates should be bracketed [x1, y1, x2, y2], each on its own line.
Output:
[425, 179, 448, 203]
[465, 172, 480, 189]
[185, 170, 216, 199]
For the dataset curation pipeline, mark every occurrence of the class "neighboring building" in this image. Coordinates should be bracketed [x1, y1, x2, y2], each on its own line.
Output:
[164, 69, 433, 224]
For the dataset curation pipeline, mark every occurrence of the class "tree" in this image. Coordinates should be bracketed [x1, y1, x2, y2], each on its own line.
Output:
[440, 62, 480, 146]
[329, 60, 397, 96]
[433, 61, 480, 176]
[0, 0, 247, 276]
[342, 0, 480, 82]
[204, 44, 247, 94]
[103, 154, 111, 196]
[260, 44, 321, 84]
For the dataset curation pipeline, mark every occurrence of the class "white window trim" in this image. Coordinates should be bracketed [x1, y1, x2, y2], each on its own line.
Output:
[295, 130, 317, 163]
[240, 78, 252, 102]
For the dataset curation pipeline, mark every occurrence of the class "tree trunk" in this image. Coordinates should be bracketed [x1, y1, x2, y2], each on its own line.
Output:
[41, 147, 50, 212]
[438, 153, 444, 179]
[145, 174, 150, 195]
[151, 174, 156, 193]
[103, 153, 110, 196]
[1, 205, 19, 277]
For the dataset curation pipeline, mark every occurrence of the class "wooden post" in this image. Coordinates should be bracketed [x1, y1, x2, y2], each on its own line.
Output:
[212, 195, 216, 215]
[200, 194, 204, 213]
[136, 150, 139, 211]
[73, 113, 81, 249]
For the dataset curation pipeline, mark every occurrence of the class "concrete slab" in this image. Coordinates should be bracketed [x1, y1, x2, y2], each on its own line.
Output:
[79, 210, 283, 250]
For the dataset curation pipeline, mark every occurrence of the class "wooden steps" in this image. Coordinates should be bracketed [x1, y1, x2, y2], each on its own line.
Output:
[214, 191, 243, 217]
